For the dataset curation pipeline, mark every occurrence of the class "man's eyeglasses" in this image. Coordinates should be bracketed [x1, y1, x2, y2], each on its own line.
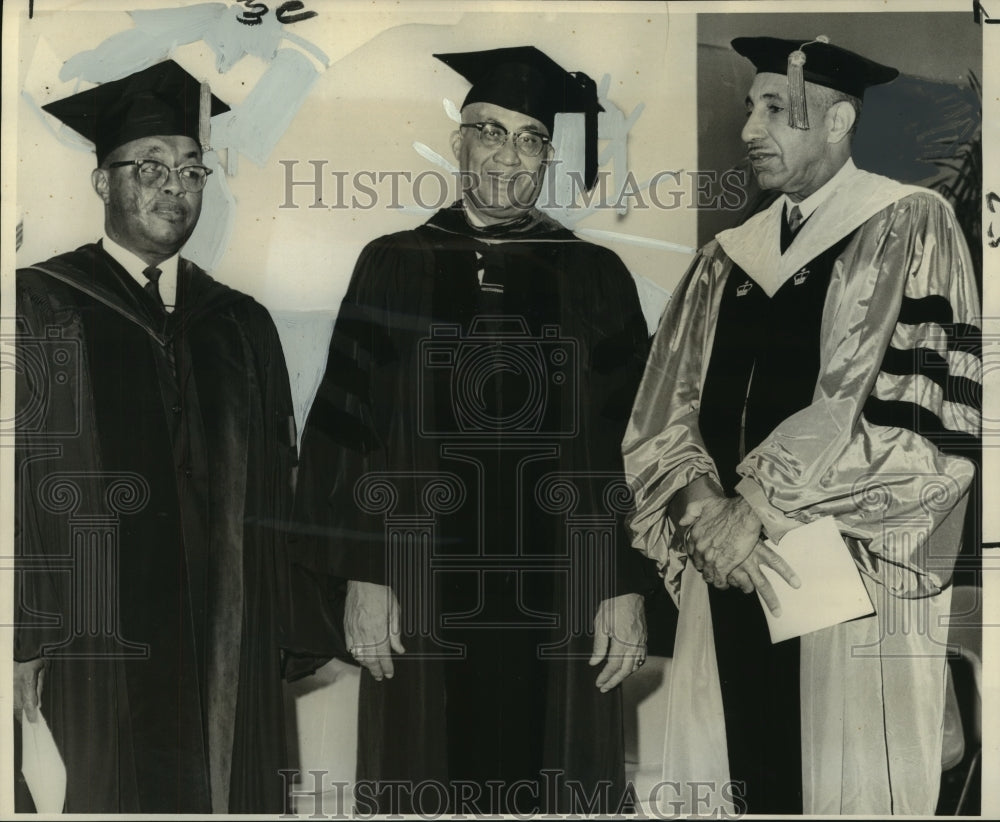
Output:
[460, 122, 550, 158]
[107, 159, 213, 192]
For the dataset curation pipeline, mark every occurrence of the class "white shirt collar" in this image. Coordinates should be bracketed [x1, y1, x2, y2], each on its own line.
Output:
[102, 233, 179, 312]
[783, 158, 858, 221]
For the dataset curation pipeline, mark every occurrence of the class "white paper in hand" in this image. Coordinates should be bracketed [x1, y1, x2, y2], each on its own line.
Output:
[21, 708, 67, 813]
[756, 516, 874, 643]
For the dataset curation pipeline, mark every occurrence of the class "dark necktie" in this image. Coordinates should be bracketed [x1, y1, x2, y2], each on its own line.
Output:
[142, 265, 165, 312]
[780, 204, 807, 254]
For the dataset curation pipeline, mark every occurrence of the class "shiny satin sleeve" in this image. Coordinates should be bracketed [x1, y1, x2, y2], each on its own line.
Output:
[622, 244, 732, 598]
[735, 192, 981, 598]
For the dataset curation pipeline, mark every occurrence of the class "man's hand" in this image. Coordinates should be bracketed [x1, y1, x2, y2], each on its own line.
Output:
[589, 594, 647, 693]
[344, 581, 405, 681]
[726, 541, 801, 617]
[13, 658, 47, 723]
[679, 496, 762, 587]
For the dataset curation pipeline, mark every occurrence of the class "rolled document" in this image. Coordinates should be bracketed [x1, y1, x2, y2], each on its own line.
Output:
[21, 708, 67, 813]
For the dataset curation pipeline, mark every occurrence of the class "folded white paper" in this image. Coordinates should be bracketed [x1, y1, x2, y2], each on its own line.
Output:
[756, 516, 874, 643]
[21, 708, 67, 813]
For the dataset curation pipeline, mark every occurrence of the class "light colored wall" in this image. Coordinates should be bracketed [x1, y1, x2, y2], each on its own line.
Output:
[16, 1, 697, 426]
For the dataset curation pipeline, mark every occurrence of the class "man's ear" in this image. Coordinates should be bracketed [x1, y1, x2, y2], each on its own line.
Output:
[825, 100, 856, 144]
[91, 168, 111, 204]
[450, 130, 463, 160]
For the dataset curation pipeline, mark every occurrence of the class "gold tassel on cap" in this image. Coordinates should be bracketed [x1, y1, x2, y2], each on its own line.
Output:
[199, 80, 212, 152]
[787, 35, 829, 130]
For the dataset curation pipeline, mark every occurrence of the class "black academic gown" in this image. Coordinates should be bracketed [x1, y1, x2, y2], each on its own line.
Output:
[292, 203, 658, 814]
[13, 242, 302, 813]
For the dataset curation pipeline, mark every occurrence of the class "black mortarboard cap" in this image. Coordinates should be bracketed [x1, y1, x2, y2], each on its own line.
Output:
[732, 36, 898, 129]
[434, 46, 604, 189]
[41, 60, 230, 165]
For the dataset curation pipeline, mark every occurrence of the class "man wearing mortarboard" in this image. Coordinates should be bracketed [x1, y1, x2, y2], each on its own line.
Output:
[623, 37, 980, 814]
[290, 46, 660, 814]
[12, 60, 322, 813]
